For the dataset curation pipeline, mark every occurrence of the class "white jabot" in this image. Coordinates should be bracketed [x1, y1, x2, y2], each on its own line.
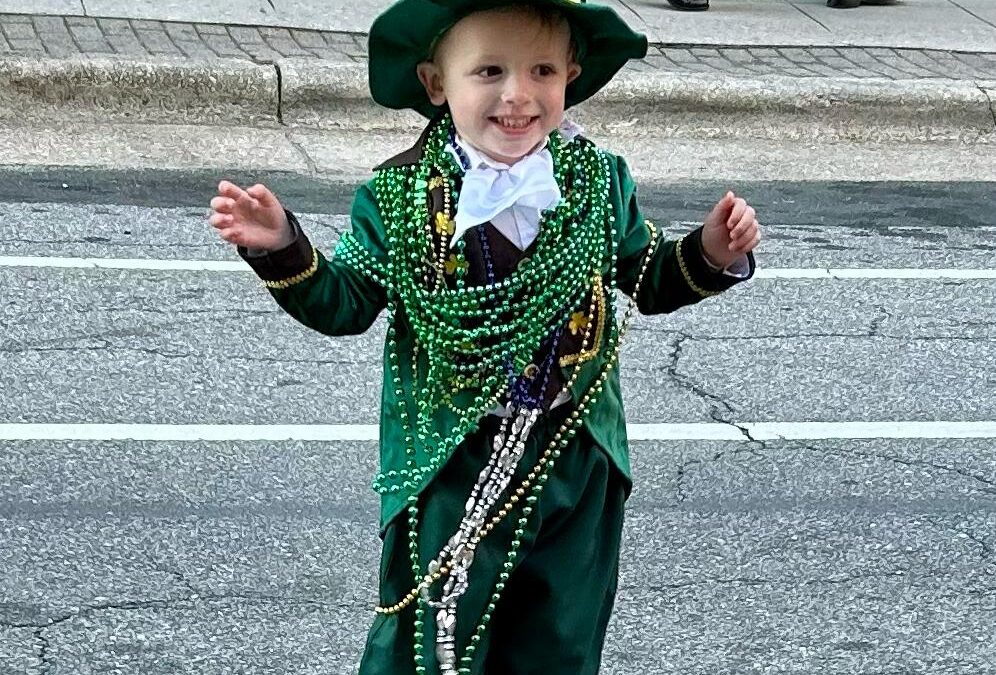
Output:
[449, 141, 561, 249]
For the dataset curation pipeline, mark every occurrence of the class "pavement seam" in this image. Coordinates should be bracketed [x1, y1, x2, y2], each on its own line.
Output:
[274, 60, 283, 124]
[948, 0, 996, 32]
[788, 2, 832, 35]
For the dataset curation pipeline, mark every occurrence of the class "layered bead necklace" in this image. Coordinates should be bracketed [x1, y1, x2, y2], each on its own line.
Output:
[339, 114, 660, 674]
[366, 114, 612, 498]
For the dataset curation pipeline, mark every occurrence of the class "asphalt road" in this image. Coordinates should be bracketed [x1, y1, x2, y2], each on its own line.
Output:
[1, 168, 994, 675]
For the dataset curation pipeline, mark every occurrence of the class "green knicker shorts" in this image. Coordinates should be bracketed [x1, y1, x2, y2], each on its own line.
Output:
[359, 409, 628, 675]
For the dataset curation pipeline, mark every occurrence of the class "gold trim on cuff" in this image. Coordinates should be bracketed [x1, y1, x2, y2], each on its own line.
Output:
[263, 247, 319, 289]
[676, 234, 720, 298]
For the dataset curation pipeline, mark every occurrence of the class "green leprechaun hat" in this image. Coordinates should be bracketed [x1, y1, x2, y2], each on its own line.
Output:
[369, 0, 649, 118]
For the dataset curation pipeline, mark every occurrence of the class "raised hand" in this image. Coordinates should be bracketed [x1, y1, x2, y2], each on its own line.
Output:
[700, 191, 761, 269]
[209, 180, 294, 251]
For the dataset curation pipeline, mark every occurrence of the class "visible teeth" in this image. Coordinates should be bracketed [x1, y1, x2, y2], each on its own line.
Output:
[496, 117, 531, 129]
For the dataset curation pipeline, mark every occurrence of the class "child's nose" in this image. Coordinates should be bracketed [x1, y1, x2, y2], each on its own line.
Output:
[500, 73, 531, 106]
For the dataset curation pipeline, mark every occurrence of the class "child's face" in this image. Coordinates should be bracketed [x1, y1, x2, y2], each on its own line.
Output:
[417, 8, 582, 165]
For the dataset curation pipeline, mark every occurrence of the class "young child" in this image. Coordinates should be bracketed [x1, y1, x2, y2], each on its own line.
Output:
[209, 1, 760, 673]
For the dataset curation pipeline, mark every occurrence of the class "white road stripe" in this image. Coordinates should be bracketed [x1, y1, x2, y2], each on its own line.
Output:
[0, 256, 248, 272]
[2, 422, 995, 442]
[756, 269, 996, 280]
[1, 256, 995, 280]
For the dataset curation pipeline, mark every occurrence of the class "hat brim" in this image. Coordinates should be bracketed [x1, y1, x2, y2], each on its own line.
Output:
[369, 0, 649, 118]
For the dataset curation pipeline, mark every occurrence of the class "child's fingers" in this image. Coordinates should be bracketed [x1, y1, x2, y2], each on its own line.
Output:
[725, 198, 747, 228]
[210, 196, 236, 213]
[217, 180, 247, 201]
[728, 207, 756, 240]
[731, 224, 761, 254]
[733, 232, 762, 254]
[218, 227, 243, 245]
[235, 191, 260, 211]
[728, 221, 756, 250]
[247, 184, 277, 208]
[208, 212, 233, 228]
[707, 191, 736, 222]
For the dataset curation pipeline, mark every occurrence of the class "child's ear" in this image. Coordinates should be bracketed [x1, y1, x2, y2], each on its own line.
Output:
[566, 62, 582, 86]
[417, 61, 447, 106]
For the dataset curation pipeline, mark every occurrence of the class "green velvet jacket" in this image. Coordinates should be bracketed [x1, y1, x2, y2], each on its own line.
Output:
[240, 130, 755, 529]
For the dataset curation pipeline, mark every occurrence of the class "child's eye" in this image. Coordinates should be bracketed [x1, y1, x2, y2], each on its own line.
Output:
[535, 65, 557, 76]
[477, 66, 502, 78]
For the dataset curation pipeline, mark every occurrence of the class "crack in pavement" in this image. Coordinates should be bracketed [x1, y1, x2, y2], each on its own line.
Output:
[0, 342, 191, 359]
[919, 515, 995, 560]
[5, 307, 276, 318]
[147, 558, 201, 599]
[868, 305, 891, 337]
[1, 239, 227, 249]
[976, 84, 996, 129]
[0, 591, 364, 632]
[283, 130, 319, 176]
[627, 568, 918, 593]
[35, 626, 51, 674]
[1, 342, 367, 367]
[958, 530, 994, 559]
[628, 328, 994, 342]
[666, 333, 736, 423]
[657, 330, 995, 508]
[664, 333, 768, 504]
[2, 325, 176, 352]
[0, 547, 375, 637]
[798, 442, 996, 497]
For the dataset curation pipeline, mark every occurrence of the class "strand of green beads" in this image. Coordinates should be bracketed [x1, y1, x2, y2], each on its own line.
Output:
[403, 127, 455, 675]
[408, 499, 428, 675]
[375, 164, 432, 495]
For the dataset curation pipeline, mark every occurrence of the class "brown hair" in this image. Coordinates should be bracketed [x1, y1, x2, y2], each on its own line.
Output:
[428, 4, 578, 62]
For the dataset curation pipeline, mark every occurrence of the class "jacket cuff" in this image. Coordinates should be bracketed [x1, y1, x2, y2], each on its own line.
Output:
[677, 227, 755, 297]
[237, 210, 316, 285]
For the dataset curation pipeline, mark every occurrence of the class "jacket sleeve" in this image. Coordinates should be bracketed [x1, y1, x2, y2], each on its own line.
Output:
[610, 153, 755, 315]
[238, 181, 389, 336]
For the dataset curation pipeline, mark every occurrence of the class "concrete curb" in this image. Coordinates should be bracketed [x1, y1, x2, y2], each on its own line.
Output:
[581, 70, 996, 142]
[0, 56, 278, 126]
[3, 55, 994, 143]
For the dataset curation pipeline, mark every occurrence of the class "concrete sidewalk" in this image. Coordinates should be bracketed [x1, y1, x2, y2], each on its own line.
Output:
[0, 1, 994, 143]
[1, 13, 995, 81]
[3, 0, 996, 51]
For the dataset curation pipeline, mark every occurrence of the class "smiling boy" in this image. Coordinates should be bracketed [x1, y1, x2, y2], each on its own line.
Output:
[209, 2, 760, 673]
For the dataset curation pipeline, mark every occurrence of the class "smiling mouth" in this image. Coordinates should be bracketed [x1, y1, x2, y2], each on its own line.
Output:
[490, 116, 539, 130]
